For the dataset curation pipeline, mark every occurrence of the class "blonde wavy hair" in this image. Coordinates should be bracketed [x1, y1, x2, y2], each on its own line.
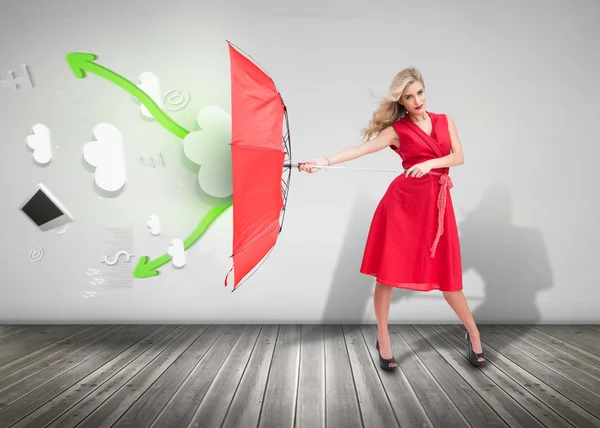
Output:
[361, 67, 424, 142]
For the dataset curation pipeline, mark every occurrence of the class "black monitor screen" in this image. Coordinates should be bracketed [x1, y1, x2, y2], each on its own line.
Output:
[21, 189, 63, 226]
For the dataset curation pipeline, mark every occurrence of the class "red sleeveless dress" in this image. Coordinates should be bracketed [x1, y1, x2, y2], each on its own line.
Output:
[359, 111, 463, 292]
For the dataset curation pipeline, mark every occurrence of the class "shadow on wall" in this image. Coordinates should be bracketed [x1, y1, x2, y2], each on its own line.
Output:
[321, 191, 378, 323]
[459, 183, 553, 324]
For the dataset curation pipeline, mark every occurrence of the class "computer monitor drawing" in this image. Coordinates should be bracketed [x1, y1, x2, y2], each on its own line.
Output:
[20, 183, 74, 231]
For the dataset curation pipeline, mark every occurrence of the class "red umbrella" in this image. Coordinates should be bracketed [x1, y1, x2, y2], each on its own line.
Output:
[223, 41, 293, 291]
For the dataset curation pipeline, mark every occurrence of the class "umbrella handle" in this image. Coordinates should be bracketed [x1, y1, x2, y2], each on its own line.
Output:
[285, 162, 338, 169]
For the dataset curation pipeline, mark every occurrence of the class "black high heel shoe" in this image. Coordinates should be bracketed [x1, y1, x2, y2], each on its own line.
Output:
[465, 331, 486, 367]
[376, 339, 398, 371]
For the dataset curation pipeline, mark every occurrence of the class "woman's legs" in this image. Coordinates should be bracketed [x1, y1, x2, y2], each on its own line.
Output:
[374, 282, 396, 365]
[373, 284, 484, 364]
[442, 290, 485, 362]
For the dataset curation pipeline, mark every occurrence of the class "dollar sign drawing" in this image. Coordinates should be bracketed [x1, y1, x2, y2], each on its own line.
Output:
[101, 250, 134, 266]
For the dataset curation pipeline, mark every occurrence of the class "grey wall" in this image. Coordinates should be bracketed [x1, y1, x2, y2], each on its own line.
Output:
[1, 0, 598, 323]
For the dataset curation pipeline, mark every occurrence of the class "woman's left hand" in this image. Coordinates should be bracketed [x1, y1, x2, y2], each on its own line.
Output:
[406, 161, 432, 178]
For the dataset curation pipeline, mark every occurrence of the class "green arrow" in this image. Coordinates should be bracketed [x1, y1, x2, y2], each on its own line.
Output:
[66, 52, 190, 139]
[134, 201, 233, 278]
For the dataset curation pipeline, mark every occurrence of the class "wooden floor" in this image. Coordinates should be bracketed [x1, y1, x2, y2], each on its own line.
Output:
[0, 324, 599, 428]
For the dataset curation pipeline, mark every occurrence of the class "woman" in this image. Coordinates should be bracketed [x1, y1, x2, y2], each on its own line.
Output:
[299, 67, 486, 371]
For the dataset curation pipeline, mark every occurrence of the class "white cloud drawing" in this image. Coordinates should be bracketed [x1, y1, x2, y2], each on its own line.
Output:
[183, 106, 232, 198]
[167, 238, 185, 268]
[83, 123, 126, 192]
[147, 214, 161, 236]
[136, 71, 161, 119]
[26, 124, 52, 164]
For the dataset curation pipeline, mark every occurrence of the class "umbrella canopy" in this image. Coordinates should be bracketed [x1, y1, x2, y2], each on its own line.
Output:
[224, 41, 292, 290]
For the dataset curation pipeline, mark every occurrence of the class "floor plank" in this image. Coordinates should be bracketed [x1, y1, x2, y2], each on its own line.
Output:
[258, 324, 301, 428]
[0, 325, 91, 366]
[511, 325, 600, 369]
[187, 324, 263, 428]
[150, 324, 246, 428]
[0, 325, 150, 427]
[221, 325, 279, 428]
[0, 325, 116, 389]
[533, 326, 600, 356]
[295, 325, 325, 428]
[0, 326, 35, 340]
[342, 325, 399, 428]
[434, 325, 572, 428]
[360, 325, 434, 428]
[0, 324, 598, 428]
[108, 324, 223, 428]
[70, 325, 209, 428]
[416, 324, 544, 428]
[396, 324, 509, 428]
[13, 325, 180, 428]
[479, 325, 600, 418]
[445, 324, 600, 428]
[323, 325, 362, 428]
[493, 326, 600, 389]
[45, 325, 191, 428]
[390, 324, 470, 427]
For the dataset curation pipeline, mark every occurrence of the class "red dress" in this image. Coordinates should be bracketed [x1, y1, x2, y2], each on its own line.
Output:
[359, 111, 463, 292]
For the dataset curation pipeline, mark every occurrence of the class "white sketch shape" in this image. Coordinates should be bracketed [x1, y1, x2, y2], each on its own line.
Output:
[83, 123, 126, 192]
[167, 238, 185, 268]
[26, 124, 52, 164]
[183, 106, 232, 198]
[147, 215, 161, 236]
[136, 72, 161, 119]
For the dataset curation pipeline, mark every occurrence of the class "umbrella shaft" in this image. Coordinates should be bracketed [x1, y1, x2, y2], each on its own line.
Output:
[284, 163, 405, 173]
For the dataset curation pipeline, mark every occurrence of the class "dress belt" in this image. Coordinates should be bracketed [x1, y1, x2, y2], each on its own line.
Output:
[404, 170, 453, 258]
[428, 172, 453, 258]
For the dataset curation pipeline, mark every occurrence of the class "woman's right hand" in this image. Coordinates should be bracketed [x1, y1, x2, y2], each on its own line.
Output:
[298, 158, 329, 173]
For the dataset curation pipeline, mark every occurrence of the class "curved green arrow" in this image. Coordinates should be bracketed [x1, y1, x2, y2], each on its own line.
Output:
[66, 52, 190, 139]
[134, 201, 233, 278]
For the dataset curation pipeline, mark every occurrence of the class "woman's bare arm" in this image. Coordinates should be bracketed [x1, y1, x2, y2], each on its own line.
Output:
[327, 126, 399, 165]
